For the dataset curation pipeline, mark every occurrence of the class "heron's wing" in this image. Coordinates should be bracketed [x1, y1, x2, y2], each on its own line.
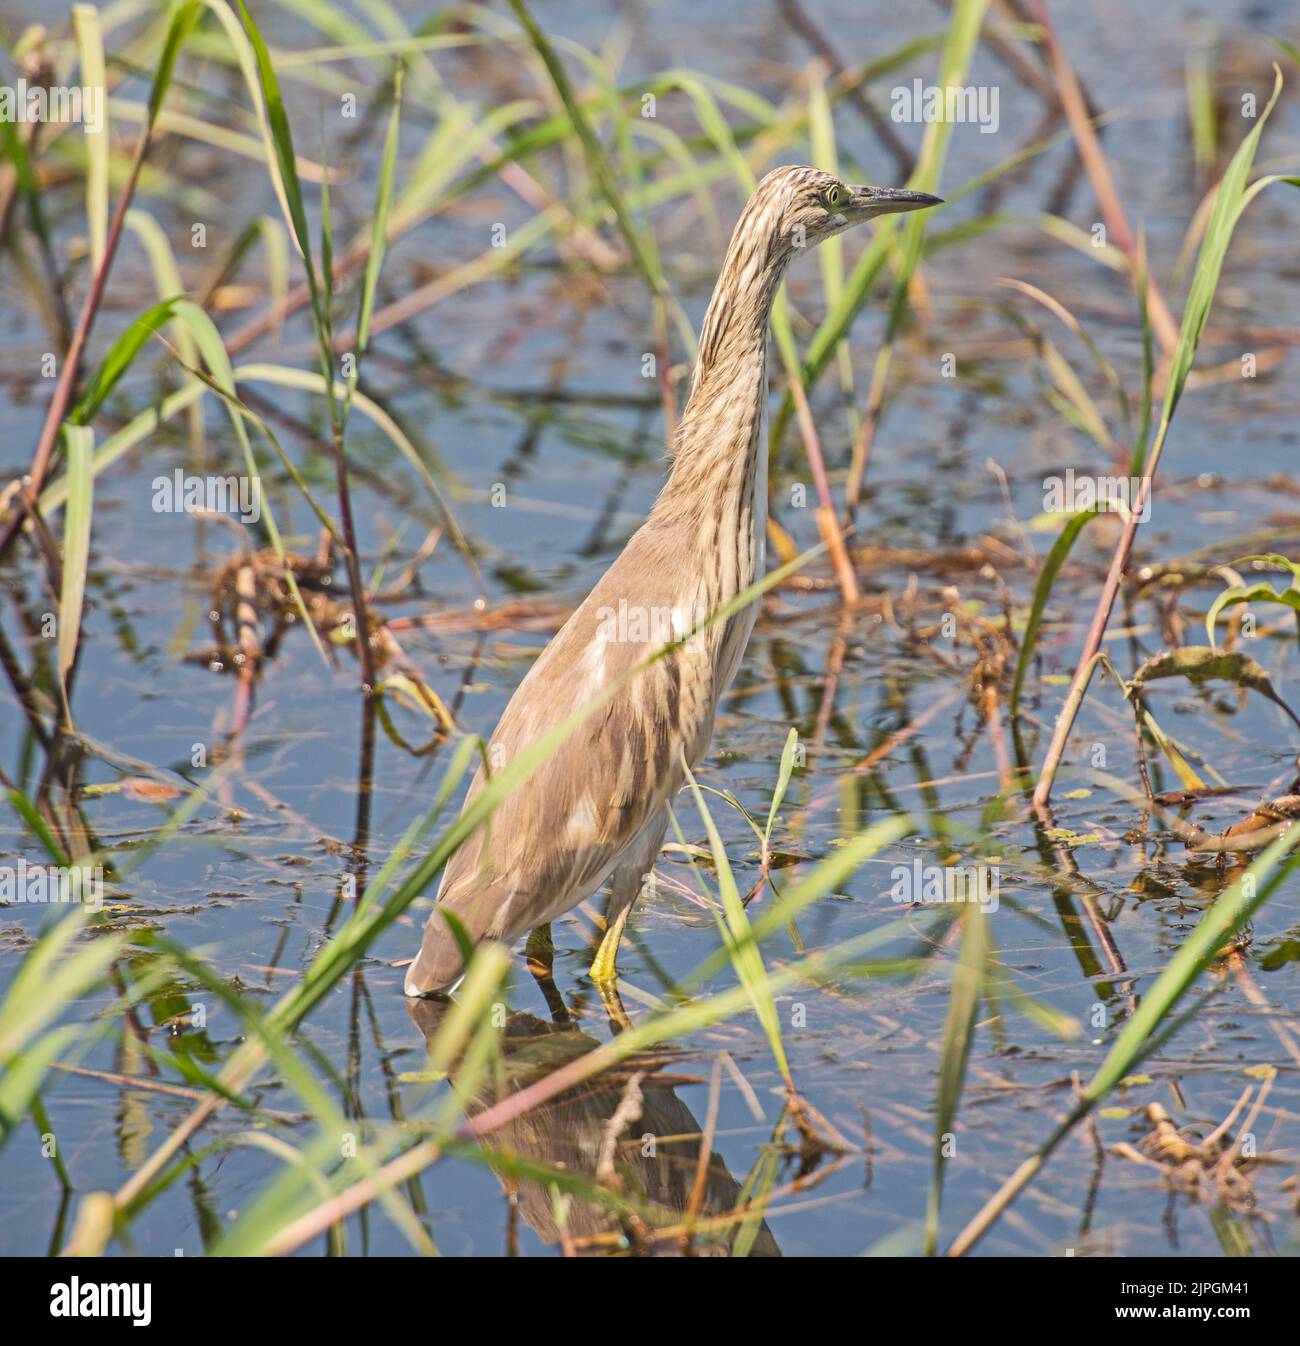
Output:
[407, 525, 711, 991]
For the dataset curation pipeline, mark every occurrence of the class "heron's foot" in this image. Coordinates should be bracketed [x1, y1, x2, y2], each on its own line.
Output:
[593, 976, 631, 1031]
[589, 908, 635, 1029]
[589, 906, 629, 986]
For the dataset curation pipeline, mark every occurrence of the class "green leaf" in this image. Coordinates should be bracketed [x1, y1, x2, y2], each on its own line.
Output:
[236, 1, 322, 314]
[1207, 582, 1300, 647]
[683, 764, 790, 1084]
[57, 425, 94, 714]
[71, 5, 108, 275]
[1011, 509, 1095, 717]
[764, 727, 799, 849]
[1152, 68, 1283, 451]
[71, 298, 182, 425]
[506, 0, 666, 298]
[351, 65, 404, 380]
[147, 1, 203, 127]
[793, 0, 989, 399]
[925, 903, 989, 1255]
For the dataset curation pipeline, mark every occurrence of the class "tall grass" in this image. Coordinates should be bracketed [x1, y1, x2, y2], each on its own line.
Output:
[1029, 67, 1288, 808]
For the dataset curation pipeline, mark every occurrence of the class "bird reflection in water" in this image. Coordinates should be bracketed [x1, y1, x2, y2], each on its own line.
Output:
[407, 994, 780, 1256]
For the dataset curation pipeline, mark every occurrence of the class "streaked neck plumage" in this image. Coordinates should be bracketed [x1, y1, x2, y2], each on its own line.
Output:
[648, 191, 794, 691]
[656, 191, 793, 510]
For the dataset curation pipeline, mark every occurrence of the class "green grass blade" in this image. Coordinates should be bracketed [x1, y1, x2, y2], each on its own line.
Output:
[71, 5, 109, 275]
[0, 912, 125, 1064]
[71, 297, 181, 425]
[7, 787, 71, 866]
[1155, 69, 1282, 444]
[351, 64, 403, 380]
[1010, 509, 1096, 717]
[148, 1, 204, 128]
[506, 0, 666, 298]
[124, 210, 200, 368]
[764, 727, 799, 850]
[924, 902, 989, 1255]
[236, 1, 322, 311]
[57, 425, 94, 714]
[683, 764, 790, 1084]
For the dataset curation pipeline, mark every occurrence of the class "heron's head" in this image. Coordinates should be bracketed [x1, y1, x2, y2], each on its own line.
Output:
[688, 164, 943, 395]
[746, 163, 942, 261]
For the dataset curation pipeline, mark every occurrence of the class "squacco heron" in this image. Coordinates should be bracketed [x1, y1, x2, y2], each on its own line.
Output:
[404, 164, 940, 998]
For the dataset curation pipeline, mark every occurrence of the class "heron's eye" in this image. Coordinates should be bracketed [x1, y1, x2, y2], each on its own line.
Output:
[821, 183, 846, 210]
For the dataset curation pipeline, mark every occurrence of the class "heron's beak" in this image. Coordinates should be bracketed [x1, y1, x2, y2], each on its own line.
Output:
[846, 185, 944, 218]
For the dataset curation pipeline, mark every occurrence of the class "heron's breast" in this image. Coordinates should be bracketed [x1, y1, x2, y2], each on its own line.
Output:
[711, 395, 767, 693]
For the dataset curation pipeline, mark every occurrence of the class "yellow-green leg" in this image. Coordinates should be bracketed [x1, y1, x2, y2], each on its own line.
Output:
[590, 903, 633, 1030]
[589, 901, 631, 985]
[589, 821, 664, 1018]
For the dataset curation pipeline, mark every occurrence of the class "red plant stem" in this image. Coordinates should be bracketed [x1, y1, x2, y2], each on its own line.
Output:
[787, 370, 860, 605]
[0, 135, 151, 561]
[1030, 476, 1151, 811]
[331, 432, 378, 696]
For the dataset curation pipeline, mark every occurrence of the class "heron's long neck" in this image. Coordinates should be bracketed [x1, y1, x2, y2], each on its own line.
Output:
[656, 233, 788, 510]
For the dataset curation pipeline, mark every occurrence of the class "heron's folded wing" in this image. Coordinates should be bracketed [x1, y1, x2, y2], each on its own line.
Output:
[434, 538, 694, 945]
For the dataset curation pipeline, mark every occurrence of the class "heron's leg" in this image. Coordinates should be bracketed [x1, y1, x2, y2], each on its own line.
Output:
[593, 975, 632, 1032]
[590, 887, 637, 1032]
[589, 900, 632, 985]
[589, 809, 667, 987]
[525, 922, 553, 975]
[525, 922, 569, 1024]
